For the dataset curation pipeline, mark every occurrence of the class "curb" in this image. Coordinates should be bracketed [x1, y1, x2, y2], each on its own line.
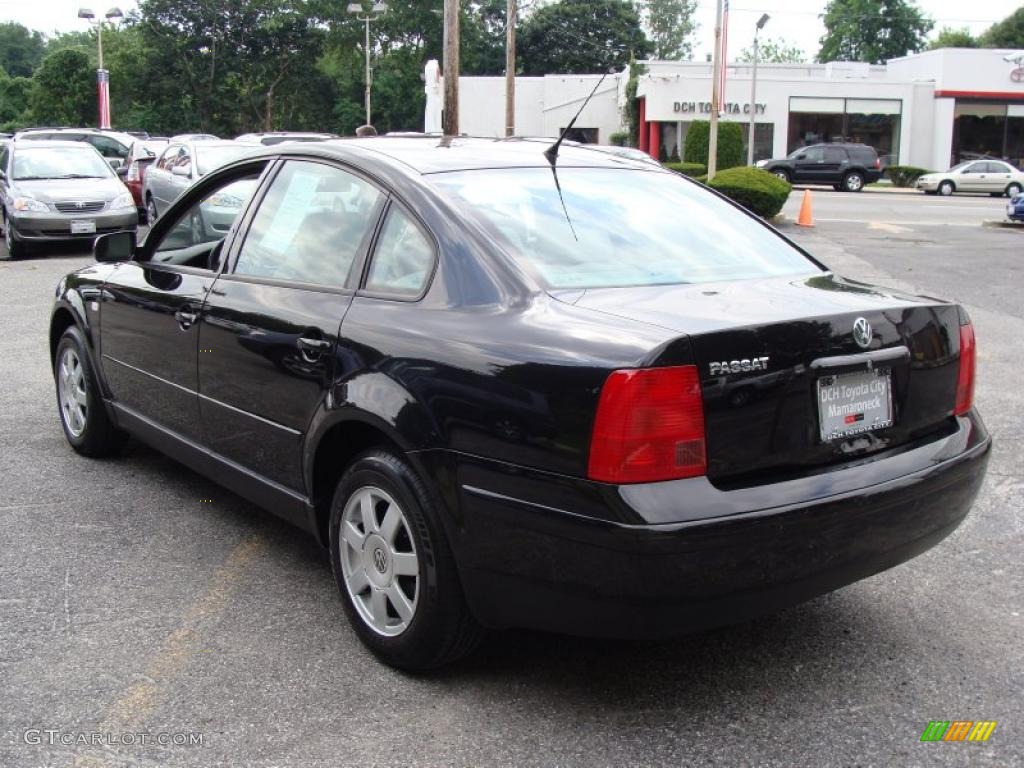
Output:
[981, 219, 1023, 229]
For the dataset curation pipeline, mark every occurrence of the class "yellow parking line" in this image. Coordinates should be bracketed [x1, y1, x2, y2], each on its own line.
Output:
[101, 534, 267, 731]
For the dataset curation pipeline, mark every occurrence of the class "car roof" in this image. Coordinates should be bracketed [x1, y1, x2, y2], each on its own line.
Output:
[288, 136, 665, 175]
[16, 127, 134, 142]
[12, 139, 105, 150]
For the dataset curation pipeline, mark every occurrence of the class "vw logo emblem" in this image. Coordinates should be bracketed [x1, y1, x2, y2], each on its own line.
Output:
[853, 317, 873, 349]
[372, 547, 388, 574]
[75, 202, 85, 208]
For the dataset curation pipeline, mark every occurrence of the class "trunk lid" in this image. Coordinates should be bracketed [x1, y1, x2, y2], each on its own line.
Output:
[565, 274, 962, 485]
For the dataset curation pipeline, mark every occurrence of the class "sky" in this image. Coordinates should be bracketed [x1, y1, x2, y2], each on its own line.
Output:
[0, 0, 1017, 60]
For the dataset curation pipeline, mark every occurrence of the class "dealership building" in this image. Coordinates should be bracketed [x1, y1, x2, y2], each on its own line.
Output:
[458, 48, 1024, 170]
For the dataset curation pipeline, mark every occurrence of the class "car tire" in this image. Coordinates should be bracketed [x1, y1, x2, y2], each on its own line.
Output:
[3, 217, 26, 259]
[54, 326, 126, 457]
[329, 449, 483, 670]
[771, 169, 790, 183]
[1006, 182, 1023, 198]
[842, 171, 865, 192]
[145, 196, 159, 225]
[938, 181, 955, 196]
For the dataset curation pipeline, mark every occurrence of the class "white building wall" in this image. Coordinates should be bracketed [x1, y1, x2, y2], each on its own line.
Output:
[458, 49, 1024, 166]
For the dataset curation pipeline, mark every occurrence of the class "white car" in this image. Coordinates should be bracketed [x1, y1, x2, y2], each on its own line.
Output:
[916, 159, 1024, 197]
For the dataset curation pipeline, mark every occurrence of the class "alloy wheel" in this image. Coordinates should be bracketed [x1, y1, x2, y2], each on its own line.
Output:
[146, 198, 158, 224]
[58, 347, 88, 437]
[845, 173, 864, 192]
[939, 182, 954, 196]
[339, 485, 420, 637]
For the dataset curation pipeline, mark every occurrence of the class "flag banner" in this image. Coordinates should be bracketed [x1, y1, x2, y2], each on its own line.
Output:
[97, 69, 111, 129]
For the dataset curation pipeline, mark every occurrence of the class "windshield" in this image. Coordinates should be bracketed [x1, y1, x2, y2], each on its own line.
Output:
[430, 168, 818, 289]
[13, 146, 113, 180]
[949, 161, 972, 172]
[195, 145, 260, 176]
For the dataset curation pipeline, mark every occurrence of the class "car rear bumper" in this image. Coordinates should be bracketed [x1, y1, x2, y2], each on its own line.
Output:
[445, 413, 990, 637]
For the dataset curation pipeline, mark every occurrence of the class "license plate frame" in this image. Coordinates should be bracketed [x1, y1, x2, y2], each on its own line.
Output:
[70, 219, 96, 234]
[816, 368, 894, 442]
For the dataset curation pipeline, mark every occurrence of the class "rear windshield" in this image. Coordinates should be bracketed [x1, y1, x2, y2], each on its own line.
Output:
[430, 168, 819, 289]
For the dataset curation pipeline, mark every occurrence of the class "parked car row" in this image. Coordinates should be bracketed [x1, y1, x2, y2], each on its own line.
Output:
[915, 160, 1024, 198]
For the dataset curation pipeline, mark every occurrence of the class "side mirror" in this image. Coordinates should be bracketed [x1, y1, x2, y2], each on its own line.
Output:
[116, 165, 129, 177]
[94, 230, 136, 263]
[172, 164, 191, 178]
[796, 154, 807, 160]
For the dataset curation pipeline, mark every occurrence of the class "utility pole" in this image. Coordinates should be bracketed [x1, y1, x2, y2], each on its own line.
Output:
[708, 0, 723, 180]
[505, 0, 516, 137]
[443, 0, 460, 136]
[747, 14, 769, 166]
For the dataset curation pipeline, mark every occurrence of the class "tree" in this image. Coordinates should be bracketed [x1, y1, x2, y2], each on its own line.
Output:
[644, 0, 698, 60]
[518, 0, 652, 76]
[0, 22, 45, 77]
[928, 26, 977, 49]
[737, 38, 806, 63]
[0, 68, 32, 131]
[29, 48, 95, 126]
[817, 0, 933, 64]
[980, 7, 1024, 48]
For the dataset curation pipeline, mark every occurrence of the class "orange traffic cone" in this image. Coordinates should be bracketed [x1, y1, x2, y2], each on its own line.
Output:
[796, 189, 814, 227]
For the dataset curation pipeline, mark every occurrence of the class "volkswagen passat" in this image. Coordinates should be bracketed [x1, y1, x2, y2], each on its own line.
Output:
[50, 138, 990, 669]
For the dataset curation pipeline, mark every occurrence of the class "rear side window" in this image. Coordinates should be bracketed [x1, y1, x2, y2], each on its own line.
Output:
[364, 206, 435, 297]
[234, 160, 383, 286]
[848, 148, 877, 166]
[431, 168, 818, 289]
[824, 147, 846, 163]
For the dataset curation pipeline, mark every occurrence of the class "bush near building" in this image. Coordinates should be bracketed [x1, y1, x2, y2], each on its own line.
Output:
[663, 161, 707, 177]
[683, 120, 744, 171]
[885, 165, 932, 187]
[705, 166, 792, 219]
[609, 131, 629, 146]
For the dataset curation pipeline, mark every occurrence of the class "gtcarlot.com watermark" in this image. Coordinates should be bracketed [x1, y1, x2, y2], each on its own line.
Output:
[24, 729, 204, 747]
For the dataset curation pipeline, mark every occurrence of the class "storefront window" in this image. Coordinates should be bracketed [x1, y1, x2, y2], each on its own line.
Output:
[952, 102, 1023, 168]
[787, 97, 901, 165]
[740, 123, 775, 162]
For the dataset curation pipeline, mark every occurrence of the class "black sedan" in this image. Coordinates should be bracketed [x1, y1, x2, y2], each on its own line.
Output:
[50, 137, 990, 669]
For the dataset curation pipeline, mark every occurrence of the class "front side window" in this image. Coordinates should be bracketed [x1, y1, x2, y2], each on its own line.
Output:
[365, 206, 435, 297]
[157, 145, 182, 171]
[799, 147, 825, 162]
[151, 174, 262, 267]
[234, 161, 383, 286]
[431, 168, 819, 289]
[88, 135, 129, 159]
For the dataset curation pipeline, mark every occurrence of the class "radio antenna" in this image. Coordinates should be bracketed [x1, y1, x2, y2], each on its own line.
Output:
[544, 70, 610, 166]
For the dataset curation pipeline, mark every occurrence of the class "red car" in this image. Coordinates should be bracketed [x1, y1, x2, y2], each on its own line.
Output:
[120, 138, 169, 217]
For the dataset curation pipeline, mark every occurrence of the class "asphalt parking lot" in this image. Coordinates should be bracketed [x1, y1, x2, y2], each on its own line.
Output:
[2, 192, 1022, 767]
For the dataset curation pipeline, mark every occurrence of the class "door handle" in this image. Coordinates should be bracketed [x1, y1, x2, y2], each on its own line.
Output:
[297, 336, 332, 356]
[175, 307, 199, 330]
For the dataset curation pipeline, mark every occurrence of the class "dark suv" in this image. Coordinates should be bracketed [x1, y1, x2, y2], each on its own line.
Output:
[758, 143, 882, 192]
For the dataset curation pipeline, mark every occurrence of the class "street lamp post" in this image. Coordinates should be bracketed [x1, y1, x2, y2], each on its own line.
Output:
[747, 13, 769, 167]
[347, 2, 387, 128]
[78, 7, 123, 129]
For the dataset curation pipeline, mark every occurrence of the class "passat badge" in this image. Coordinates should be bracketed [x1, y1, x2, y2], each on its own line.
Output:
[709, 357, 769, 376]
[853, 317, 873, 349]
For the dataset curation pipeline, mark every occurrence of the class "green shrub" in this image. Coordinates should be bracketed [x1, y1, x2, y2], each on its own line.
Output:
[609, 131, 629, 147]
[706, 166, 792, 219]
[682, 120, 744, 171]
[885, 165, 932, 187]
[663, 161, 707, 178]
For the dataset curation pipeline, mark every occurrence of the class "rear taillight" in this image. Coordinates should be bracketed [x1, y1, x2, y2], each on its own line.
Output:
[875, 157, 881, 170]
[954, 322, 976, 415]
[588, 365, 706, 484]
[126, 161, 140, 182]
